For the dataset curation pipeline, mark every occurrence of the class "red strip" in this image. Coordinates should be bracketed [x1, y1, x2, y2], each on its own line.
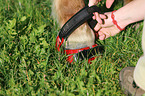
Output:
[67, 55, 74, 63]
[64, 47, 90, 63]
[64, 44, 98, 63]
[64, 46, 90, 55]
[56, 36, 98, 63]
[111, 11, 125, 31]
[92, 44, 98, 48]
[56, 36, 64, 52]
[88, 57, 96, 64]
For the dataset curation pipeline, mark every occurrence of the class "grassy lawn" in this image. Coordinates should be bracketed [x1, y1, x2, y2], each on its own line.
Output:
[0, 0, 143, 95]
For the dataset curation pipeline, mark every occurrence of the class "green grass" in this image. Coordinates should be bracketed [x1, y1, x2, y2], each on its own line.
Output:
[0, 0, 143, 95]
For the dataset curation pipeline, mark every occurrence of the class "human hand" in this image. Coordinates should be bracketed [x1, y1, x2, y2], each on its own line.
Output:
[88, 0, 101, 7]
[106, 0, 114, 9]
[88, 0, 114, 8]
[95, 12, 125, 40]
[97, 24, 121, 40]
[89, 0, 114, 24]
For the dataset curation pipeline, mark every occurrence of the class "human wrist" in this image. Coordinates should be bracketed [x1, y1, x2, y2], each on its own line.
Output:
[114, 0, 145, 26]
[113, 10, 131, 30]
[111, 11, 125, 31]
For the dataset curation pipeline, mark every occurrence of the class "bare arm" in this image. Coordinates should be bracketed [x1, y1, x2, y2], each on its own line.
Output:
[115, 0, 145, 29]
[95, 0, 145, 40]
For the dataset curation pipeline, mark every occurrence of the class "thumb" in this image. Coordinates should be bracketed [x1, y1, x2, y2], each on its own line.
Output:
[106, 0, 114, 8]
[88, 0, 98, 7]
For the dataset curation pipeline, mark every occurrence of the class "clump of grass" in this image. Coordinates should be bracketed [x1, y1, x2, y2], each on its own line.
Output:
[0, 0, 143, 95]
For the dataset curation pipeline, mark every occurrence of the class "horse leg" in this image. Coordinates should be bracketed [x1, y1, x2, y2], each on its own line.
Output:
[52, 0, 95, 49]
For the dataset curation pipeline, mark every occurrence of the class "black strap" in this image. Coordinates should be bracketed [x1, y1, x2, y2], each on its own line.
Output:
[58, 5, 100, 40]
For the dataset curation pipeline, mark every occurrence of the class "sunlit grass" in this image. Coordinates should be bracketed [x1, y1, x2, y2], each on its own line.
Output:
[0, 0, 143, 95]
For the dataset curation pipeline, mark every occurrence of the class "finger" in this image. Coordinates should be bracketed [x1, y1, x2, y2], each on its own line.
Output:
[99, 34, 106, 40]
[88, 0, 98, 7]
[100, 29, 112, 39]
[98, 29, 110, 40]
[94, 23, 101, 31]
[106, 0, 114, 8]
[98, 31, 104, 36]
[92, 15, 96, 20]
[94, 12, 102, 24]
[100, 14, 107, 19]
[104, 33, 111, 39]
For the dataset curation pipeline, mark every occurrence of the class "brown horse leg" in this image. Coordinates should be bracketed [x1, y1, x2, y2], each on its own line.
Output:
[52, 0, 95, 49]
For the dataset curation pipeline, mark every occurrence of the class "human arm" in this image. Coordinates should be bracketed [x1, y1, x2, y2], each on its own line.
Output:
[95, 0, 145, 40]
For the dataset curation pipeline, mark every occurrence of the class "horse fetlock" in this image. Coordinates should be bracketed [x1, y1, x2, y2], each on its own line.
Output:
[52, 0, 95, 49]
[66, 24, 95, 49]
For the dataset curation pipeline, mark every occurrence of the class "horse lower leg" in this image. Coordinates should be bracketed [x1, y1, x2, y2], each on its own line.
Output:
[52, 0, 95, 49]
